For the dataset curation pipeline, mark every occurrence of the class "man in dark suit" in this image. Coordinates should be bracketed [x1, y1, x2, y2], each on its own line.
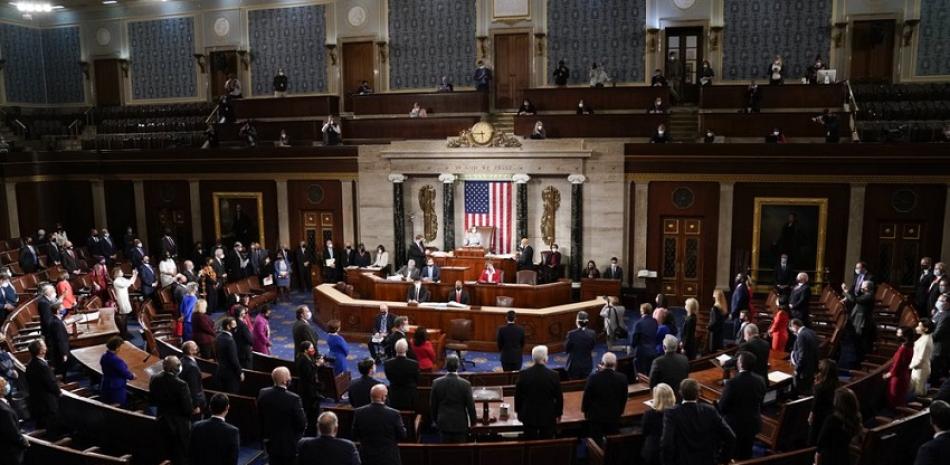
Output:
[773, 254, 794, 296]
[37, 284, 58, 339]
[369, 304, 397, 362]
[384, 339, 420, 411]
[914, 400, 950, 465]
[138, 255, 159, 301]
[353, 384, 407, 465]
[631, 303, 659, 375]
[189, 393, 239, 465]
[565, 311, 597, 379]
[98, 228, 117, 263]
[406, 278, 430, 303]
[295, 341, 324, 437]
[322, 239, 343, 283]
[842, 280, 876, 365]
[582, 352, 628, 443]
[45, 305, 70, 375]
[927, 266, 947, 315]
[348, 358, 382, 408]
[0, 377, 28, 465]
[718, 352, 767, 460]
[17, 236, 40, 273]
[0, 272, 20, 322]
[730, 274, 750, 320]
[382, 317, 416, 361]
[602, 257, 623, 280]
[916, 257, 935, 317]
[515, 345, 563, 439]
[129, 239, 147, 268]
[292, 305, 319, 354]
[448, 280, 471, 305]
[407, 235, 426, 267]
[497, 310, 525, 371]
[258, 367, 307, 465]
[516, 238, 534, 270]
[293, 241, 315, 292]
[214, 318, 244, 393]
[61, 241, 81, 275]
[179, 341, 205, 417]
[149, 356, 193, 465]
[789, 272, 811, 326]
[649, 334, 690, 392]
[850, 261, 874, 296]
[661, 379, 735, 465]
[25, 341, 61, 436]
[160, 229, 178, 258]
[734, 325, 771, 379]
[932, 295, 950, 385]
[790, 319, 818, 395]
[247, 242, 268, 279]
[420, 257, 441, 282]
[224, 243, 246, 283]
[430, 355, 477, 443]
[297, 411, 361, 465]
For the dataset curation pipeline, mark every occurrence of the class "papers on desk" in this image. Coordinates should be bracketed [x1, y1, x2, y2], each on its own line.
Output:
[386, 275, 405, 281]
[418, 302, 470, 310]
[66, 311, 100, 325]
[643, 399, 654, 408]
[365, 266, 383, 271]
[325, 258, 336, 267]
[429, 251, 450, 257]
[371, 334, 385, 344]
[637, 270, 658, 279]
[262, 276, 273, 286]
[767, 371, 793, 384]
[716, 354, 733, 365]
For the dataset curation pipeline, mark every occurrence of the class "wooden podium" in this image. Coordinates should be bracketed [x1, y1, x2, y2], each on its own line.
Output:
[455, 247, 487, 258]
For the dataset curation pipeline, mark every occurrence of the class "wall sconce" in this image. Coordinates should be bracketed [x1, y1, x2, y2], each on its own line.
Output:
[533, 32, 546, 57]
[236, 49, 249, 70]
[118, 59, 129, 77]
[647, 28, 660, 53]
[375, 41, 387, 64]
[193, 53, 207, 73]
[901, 19, 920, 46]
[832, 22, 848, 48]
[325, 44, 337, 66]
[708, 26, 723, 51]
[476, 36, 488, 60]
[79, 61, 90, 80]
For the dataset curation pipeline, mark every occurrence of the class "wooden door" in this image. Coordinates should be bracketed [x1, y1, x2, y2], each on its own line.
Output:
[874, 222, 924, 293]
[659, 217, 704, 306]
[342, 41, 375, 112]
[209, 51, 238, 99]
[93, 59, 123, 106]
[303, 210, 338, 285]
[665, 27, 704, 104]
[851, 20, 895, 83]
[493, 33, 530, 110]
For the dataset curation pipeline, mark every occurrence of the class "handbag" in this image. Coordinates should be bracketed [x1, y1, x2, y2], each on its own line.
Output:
[609, 306, 628, 339]
[173, 318, 183, 337]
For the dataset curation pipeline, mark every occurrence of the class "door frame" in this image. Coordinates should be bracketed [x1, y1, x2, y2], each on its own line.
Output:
[845, 14, 902, 83]
[339, 37, 379, 114]
[659, 19, 709, 83]
[490, 28, 537, 110]
[663, 25, 706, 104]
[206, 47, 240, 101]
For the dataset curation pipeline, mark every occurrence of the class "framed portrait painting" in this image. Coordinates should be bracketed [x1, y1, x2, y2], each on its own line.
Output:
[213, 192, 265, 247]
[751, 197, 828, 292]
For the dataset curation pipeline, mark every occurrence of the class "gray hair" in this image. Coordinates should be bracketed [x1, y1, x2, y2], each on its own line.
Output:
[186, 282, 199, 294]
[40, 283, 55, 296]
[601, 352, 617, 368]
[797, 272, 809, 283]
[531, 345, 548, 364]
[394, 338, 408, 355]
[744, 323, 760, 338]
[662, 334, 679, 353]
[318, 411, 338, 436]
[684, 297, 699, 315]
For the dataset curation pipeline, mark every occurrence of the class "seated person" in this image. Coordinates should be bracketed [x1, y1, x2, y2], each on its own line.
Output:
[409, 102, 428, 118]
[584, 260, 600, 279]
[647, 97, 667, 114]
[437, 76, 454, 92]
[447, 280, 470, 305]
[406, 279, 430, 303]
[238, 120, 257, 147]
[357, 80, 373, 95]
[805, 55, 825, 84]
[479, 262, 502, 284]
[202, 124, 219, 149]
[650, 69, 669, 87]
[394, 259, 421, 281]
[420, 257, 440, 282]
[745, 81, 761, 113]
[276, 129, 290, 147]
[322, 116, 342, 146]
[765, 127, 786, 144]
[530, 121, 546, 140]
[588, 63, 610, 87]
[576, 99, 594, 115]
[464, 226, 483, 247]
[650, 124, 671, 144]
[517, 99, 537, 115]
[553, 60, 570, 86]
[700, 60, 714, 86]
[542, 244, 562, 283]
[813, 109, 840, 143]
[703, 129, 716, 143]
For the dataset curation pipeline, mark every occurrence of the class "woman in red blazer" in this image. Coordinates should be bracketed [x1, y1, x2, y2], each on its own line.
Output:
[410, 327, 437, 371]
[478, 262, 502, 283]
[191, 299, 217, 359]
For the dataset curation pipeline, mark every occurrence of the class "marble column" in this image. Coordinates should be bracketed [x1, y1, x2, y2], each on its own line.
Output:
[390, 174, 407, 268]
[513, 174, 530, 243]
[568, 174, 586, 281]
[439, 173, 457, 251]
[4, 182, 18, 238]
[844, 183, 867, 283]
[716, 182, 735, 289]
[633, 181, 649, 288]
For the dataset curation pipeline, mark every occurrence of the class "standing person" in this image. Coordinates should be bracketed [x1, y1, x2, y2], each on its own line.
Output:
[917, 257, 935, 317]
[582, 352, 629, 443]
[293, 241, 315, 292]
[348, 358, 382, 408]
[911, 319, 935, 396]
[914, 400, 950, 465]
[708, 289, 729, 352]
[214, 318, 244, 393]
[430, 355, 477, 443]
[0, 377, 28, 465]
[790, 319, 818, 395]
[326, 320, 349, 375]
[718, 351, 767, 460]
[769, 303, 791, 352]
[112, 268, 137, 339]
[272, 68, 288, 97]
[565, 311, 597, 379]
[189, 393, 240, 465]
[600, 296, 627, 352]
[473, 60, 492, 91]
[641, 383, 676, 465]
[55, 273, 76, 312]
[353, 385, 406, 465]
[649, 335, 690, 393]
[411, 327, 436, 372]
[45, 305, 70, 376]
[789, 272, 811, 326]
[814, 388, 863, 465]
[552, 59, 570, 86]
[933, 294, 950, 384]
[233, 306, 255, 368]
[809, 359, 840, 446]
[632, 303, 659, 375]
[681, 297, 698, 359]
[661, 379, 736, 465]
[180, 284, 199, 342]
[699, 60, 715, 86]
[884, 327, 914, 408]
[179, 341, 206, 418]
[842, 280, 877, 366]
[99, 336, 134, 407]
[225, 74, 242, 98]
[496, 310, 525, 371]
[252, 306, 273, 355]
[292, 305, 320, 354]
[25, 341, 62, 437]
[149, 356, 193, 465]
[257, 367, 307, 465]
[767, 55, 784, 85]
[295, 341, 324, 437]
[385, 339, 420, 412]
[273, 251, 291, 302]
[730, 274, 749, 320]
[297, 412, 361, 465]
[515, 345, 563, 439]
[322, 116, 342, 146]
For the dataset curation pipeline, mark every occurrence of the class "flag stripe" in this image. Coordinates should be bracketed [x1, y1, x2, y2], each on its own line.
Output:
[463, 181, 511, 253]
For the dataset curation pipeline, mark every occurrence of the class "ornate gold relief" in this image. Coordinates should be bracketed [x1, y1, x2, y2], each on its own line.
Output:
[418, 185, 438, 242]
[541, 186, 561, 246]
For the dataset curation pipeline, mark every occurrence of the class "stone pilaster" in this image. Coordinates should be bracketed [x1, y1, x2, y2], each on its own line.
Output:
[513, 173, 530, 244]
[390, 173, 407, 268]
[439, 173, 457, 251]
[568, 174, 586, 281]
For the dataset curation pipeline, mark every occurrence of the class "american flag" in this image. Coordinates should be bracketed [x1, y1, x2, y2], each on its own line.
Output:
[464, 181, 512, 253]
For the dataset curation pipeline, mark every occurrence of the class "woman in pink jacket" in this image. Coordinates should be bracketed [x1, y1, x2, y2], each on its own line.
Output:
[251, 306, 272, 354]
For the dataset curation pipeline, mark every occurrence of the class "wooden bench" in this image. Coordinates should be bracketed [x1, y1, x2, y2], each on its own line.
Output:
[232, 95, 339, 119]
[756, 396, 813, 452]
[585, 432, 644, 465]
[223, 275, 276, 312]
[325, 405, 422, 442]
[699, 84, 846, 110]
[853, 408, 932, 465]
[342, 116, 482, 140]
[514, 114, 669, 138]
[24, 432, 147, 465]
[522, 87, 669, 112]
[397, 437, 577, 465]
[700, 112, 851, 139]
[351, 91, 489, 115]
[734, 448, 816, 465]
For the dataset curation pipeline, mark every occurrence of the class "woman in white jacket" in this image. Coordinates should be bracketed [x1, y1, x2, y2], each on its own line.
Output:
[910, 319, 934, 395]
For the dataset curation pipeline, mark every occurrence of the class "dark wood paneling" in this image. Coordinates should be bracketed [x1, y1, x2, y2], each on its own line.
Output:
[288, 180, 343, 248]
[851, 20, 896, 83]
[15, 181, 93, 244]
[215, 121, 322, 143]
[0, 184, 8, 240]
[627, 185, 636, 288]
[143, 181, 191, 255]
[494, 33, 531, 109]
[104, 180, 136, 234]
[342, 41, 375, 113]
[700, 112, 850, 138]
[351, 91, 489, 115]
[93, 59, 122, 106]
[342, 116, 480, 140]
[861, 184, 947, 271]
[731, 183, 851, 286]
[199, 181, 278, 249]
[515, 114, 669, 138]
[209, 50, 239, 100]
[699, 84, 846, 109]
[646, 182, 719, 308]
[521, 87, 669, 112]
[232, 95, 340, 119]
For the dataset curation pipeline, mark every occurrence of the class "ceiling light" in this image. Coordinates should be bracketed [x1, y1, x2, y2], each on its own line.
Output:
[12, 2, 53, 12]
[102, 0, 117, 3]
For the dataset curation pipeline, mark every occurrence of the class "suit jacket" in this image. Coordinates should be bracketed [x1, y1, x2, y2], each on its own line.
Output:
[582, 368, 628, 423]
[928, 283, 944, 316]
[46, 317, 70, 364]
[738, 337, 771, 379]
[161, 236, 178, 258]
[179, 356, 205, 409]
[293, 319, 319, 353]
[348, 375, 382, 408]
[17, 245, 39, 272]
[323, 246, 343, 279]
[406, 285, 431, 303]
[297, 436, 361, 465]
[25, 357, 61, 419]
[517, 245, 534, 267]
[45, 242, 62, 266]
[129, 247, 146, 268]
[845, 290, 876, 337]
[61, 251, 80, 274]
[138, 264, 157, 295]
[373, 313, 398, 335]
[407, 241, 426, 266]
[382, 331, 417, 360]
[0, 399, 26, 461]
[233, 319, 254, 368]
[602, 265, 623, 280]
[916, 270, 935, 314]
[214, 332, 243, 392]
[430, 373, 477, 433]
[851, 272, 874, 296]
[98, 236, 116, 259]
[649, 352, 690, 391]
[257, 386, 307, 459]
[224, 249, 245, 282]
[915, 434, 950, 465]
[565, 328, 597, 378]
[394, 266, 421, 281]
[384, 356, 420, 411]
[189, 417, 240, 465]
[661, 402, 736, 465]
[496, 323, 525, 368]
[515, 364, 563, 426]
[791, 327, 819, 380]
[932, 311, 950, 357]
[631, 316, 659, 359]
[730, 283, 749, 318]
[353, 403, 406, 465]
[420, 265, 441, 282]
[37, 295, 55, 339]
[448, 288, 470, 305]
[789, 284, 811, 322]
[718, 371, 767, 437]
[149, 371, 193, 447]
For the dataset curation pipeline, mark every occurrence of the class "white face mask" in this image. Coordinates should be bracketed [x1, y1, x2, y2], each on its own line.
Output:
[657, 131, 664, 135]
[935, 269, 944, 277]
[855, 268, 862, 275]
[937, 301, 948, 312]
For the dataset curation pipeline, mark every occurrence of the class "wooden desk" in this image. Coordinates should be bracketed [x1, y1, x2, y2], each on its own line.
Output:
[70, 341, 166, 394]
[352, 91, 488, 115]
[359, 273, 572, 308]
[689, 351, 796, 401]
[313, 284, 605, 352]
[522, 87, 669, 112]
[342, 116, 481, 140]
[700, 112, 851, 138]
[431, 255, 517, 283]
[67, 307, 120, 348]
[700, 84, 846, 110]
[232, 95, 340, 119]
[580, 278, 622, 301]
[514, 114, 669, 138]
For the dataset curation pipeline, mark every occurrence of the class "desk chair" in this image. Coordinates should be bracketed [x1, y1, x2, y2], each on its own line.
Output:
[445, 319, 476, 370]
[516, 270, 537, 285]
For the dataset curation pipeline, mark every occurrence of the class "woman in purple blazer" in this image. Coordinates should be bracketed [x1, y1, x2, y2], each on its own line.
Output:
[99, 336, 134, 407]
[252, 306, 273, 355]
